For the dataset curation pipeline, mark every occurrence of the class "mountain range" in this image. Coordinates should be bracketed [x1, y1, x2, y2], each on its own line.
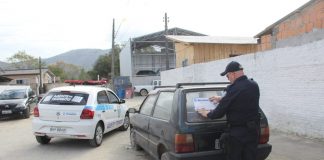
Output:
[0, 49, 109, 71]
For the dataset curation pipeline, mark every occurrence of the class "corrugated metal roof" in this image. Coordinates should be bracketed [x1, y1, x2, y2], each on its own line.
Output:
[166, 35, 257, 44]
[0, 69, 49, 76]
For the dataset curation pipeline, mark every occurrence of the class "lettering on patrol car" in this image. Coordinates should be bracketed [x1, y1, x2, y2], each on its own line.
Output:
[96, 104, 114, 111]
[62, 112, 77, 116]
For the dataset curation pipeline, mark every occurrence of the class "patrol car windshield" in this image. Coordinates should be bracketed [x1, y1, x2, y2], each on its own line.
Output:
[186, 90, 226, 122]
[40, 92, 89, 105]
[0, 89, 27, 100]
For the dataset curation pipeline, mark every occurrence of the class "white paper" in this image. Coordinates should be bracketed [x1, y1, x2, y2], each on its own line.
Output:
[71, 96, 83, 103]
[193, 98, 216, 111]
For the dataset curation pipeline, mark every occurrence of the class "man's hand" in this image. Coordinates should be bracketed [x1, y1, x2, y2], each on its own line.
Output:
[197, 108, 210, 118]
[209, 96, 222, 104]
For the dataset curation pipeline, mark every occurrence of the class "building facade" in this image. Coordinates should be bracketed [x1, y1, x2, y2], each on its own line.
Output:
[167, 36, 258, 68]
[255, 0, 324, 51]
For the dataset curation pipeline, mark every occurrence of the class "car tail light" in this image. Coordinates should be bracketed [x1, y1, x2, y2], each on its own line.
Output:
[34, 106, 39, 117]
[259, 126, 270, 144]
[175, 134, 194, 153]
[80, 108, 94, 119]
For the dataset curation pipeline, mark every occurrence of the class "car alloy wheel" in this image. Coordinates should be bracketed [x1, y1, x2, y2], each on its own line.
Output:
[119, 115, 130, 131]
[140, 89, 148, 96]
[89, 123, 103, 147]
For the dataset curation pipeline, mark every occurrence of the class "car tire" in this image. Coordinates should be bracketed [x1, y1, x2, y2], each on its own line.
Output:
[89, 123, 104, 147]
[140, 89, 148, 96]
[118, 115, 130, 131]
[35, 136, 51, 144]
[161, 152, 170, 160]
[130, 128, 142, 150]
[23, 106, 30, 119]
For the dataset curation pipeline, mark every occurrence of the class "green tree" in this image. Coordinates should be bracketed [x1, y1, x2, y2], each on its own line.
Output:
[48, 61, 83, 81]
[79, 68, 91, 80]
[48, 64, 67, 80]
[7, 51, 45, 69]
[90, 54, 110, 80]
[89, 44, 121, 80]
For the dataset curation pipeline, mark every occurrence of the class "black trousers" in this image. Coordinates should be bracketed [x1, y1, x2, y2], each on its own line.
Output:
[227, 135, 258, 160]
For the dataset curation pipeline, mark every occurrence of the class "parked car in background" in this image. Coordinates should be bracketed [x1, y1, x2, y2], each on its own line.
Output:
[32, 85, 130, 147]
[136, 70, 158, 76]
[129, 82, 271, 160]
[0, 85, 37, 119]
[134, 80, 161, 96]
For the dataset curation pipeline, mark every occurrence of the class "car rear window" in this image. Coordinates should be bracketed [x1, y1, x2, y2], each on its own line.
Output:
[186, 90, 226, 122]
[40, 91, 89, 105]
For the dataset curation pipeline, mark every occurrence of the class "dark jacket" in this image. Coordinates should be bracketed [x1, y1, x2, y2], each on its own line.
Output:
[207, 75, 260, 142]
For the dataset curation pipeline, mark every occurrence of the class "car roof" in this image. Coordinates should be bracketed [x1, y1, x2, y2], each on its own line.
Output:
[49, 85, 113, 94]
[149, 83, 229, 95]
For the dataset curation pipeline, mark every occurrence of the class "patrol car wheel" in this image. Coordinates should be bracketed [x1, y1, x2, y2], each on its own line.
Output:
[130, 128, 142, 150]
[161, 152, 170, 160]
[35, 136, 51, 144]
[140, 89, 148, 96]
[119, 115, 130, 131]
[89, 123, 103, 147]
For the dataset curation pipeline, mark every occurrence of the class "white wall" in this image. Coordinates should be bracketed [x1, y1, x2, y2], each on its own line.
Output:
[161, 39, 324, 139]
[120, 40, 132, 77]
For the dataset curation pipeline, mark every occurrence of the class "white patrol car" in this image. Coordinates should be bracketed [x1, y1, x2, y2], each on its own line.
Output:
[32, 85, 130, 147]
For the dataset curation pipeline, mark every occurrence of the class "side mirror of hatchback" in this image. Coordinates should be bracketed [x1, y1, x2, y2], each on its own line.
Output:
[128, 108, 138, 113]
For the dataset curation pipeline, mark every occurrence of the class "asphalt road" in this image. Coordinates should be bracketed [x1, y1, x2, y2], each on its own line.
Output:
[0, 96, 323, 160]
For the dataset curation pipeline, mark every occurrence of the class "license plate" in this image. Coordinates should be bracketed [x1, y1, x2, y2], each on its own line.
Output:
[1, 110, 12, 114]
[50, 127, 66, 133]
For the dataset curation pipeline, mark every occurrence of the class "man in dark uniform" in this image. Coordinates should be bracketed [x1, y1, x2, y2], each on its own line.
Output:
[198, 61, 260, 160]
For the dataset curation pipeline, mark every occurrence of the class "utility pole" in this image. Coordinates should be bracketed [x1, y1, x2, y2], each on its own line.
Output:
[38, 57, 43, 94]
[111, 18, 115, 80]
[164, 13, 169, 70]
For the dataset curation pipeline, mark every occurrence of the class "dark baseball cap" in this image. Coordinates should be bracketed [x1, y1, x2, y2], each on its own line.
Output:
[220, 61, 243, 76]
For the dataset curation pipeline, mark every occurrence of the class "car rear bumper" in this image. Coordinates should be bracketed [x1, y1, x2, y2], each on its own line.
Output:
[32, 118, 97, 139]
[168, 143, 272, 160]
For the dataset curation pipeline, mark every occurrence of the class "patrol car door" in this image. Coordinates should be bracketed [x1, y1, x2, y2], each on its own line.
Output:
[97, 90, 115, 132]
[106, 91, 122, 127]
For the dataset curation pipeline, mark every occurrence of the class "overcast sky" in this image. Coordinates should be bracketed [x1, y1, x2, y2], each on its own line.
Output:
[0, 0, 310, 62]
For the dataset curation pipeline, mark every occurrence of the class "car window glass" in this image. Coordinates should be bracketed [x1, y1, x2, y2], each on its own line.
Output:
[140, 95, 157, 115]
[186, 90, 226, 122]
[28, 88, 34, 97]
[0, 89, 27, 100]
[153, 92, 174, 120]
[97, 90, 109, 104]
[107, 91, 119, 103]
[40, 92, 89, 105]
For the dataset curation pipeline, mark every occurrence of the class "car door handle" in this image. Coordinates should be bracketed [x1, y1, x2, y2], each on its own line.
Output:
[114, 109, 117, 112]
[102, 110, 105, 112]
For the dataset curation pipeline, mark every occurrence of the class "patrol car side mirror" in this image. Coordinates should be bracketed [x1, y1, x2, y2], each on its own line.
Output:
[119, 99, 125, 104]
